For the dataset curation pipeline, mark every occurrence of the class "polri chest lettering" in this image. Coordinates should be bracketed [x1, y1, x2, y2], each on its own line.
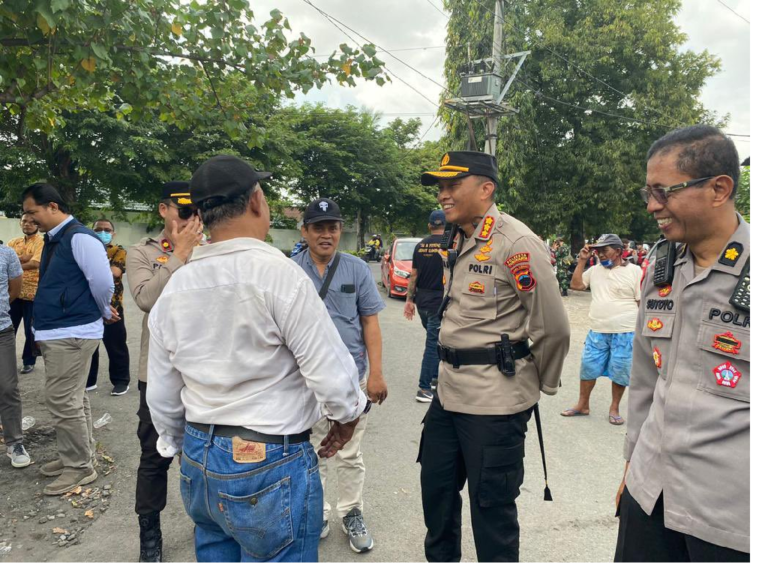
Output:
[709, 308, 750, 329]
[468, 263, 494, 275]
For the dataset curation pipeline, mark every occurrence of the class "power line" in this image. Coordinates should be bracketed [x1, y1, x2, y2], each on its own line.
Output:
[301, 0, 440, 108]
[425, 0, 448, 18]
[311, 45, 446, 59]
[716, 0, 750, 24]
[418, 115, 441, 143]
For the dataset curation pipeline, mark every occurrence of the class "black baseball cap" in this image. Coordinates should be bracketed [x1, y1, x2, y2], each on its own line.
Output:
[591, 234, 623, 249]
[161, 181, 192, 206]
[303, 198, 344, 225]
[422, 151, 498, 186]
[190, 155, 271, 207]
[429, 210, 445, 226]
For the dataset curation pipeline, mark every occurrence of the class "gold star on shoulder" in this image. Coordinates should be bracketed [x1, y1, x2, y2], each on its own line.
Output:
[725, 248, 740, 261]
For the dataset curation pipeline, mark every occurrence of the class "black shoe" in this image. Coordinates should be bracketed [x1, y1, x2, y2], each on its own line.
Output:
[111, 383, 130, 396]
[139, 512, 163, 562]
[20, 365, 34, 374]
[416, 390, 434, 403]
[561, 289, 568, 297]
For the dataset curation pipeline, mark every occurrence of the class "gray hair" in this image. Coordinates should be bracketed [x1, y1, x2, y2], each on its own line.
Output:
[198, 185, 257, 229]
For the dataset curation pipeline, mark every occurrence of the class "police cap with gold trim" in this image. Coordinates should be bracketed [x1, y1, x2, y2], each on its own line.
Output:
[161, 181, 193, 206]
[421, 151, 498, 186]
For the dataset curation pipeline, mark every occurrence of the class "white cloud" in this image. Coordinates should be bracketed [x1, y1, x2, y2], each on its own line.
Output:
[249, 0, 749, 157]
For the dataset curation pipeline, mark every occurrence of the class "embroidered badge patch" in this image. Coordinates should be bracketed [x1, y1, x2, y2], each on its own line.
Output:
[156, 255, 169, 264]
[475, 238, 494, 262]
[647, 318, 664, 331]
[653, 347, 662, 369]
[478, 216, 495, 240]
[658, 285, 672, 298]
[504, 252, 530, 270]
[160, 238, 173, 252]
[512, 266, 536, 292]
[712, 361, 742, 388]
[718, 242, 743, 267]
[468, 281, 485, 294]
[712, 331, 742, 355]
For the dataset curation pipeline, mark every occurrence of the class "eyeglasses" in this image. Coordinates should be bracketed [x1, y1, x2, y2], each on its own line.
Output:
[639, 176, 715, 205]
[176, 205, 199, 220]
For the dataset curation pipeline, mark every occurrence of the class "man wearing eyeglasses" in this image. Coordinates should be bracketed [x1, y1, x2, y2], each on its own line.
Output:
[615, 126, 750, 562]
[126, 181, 204, 562]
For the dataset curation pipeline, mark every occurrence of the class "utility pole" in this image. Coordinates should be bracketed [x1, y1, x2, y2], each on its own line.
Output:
[485, 0, 504, 157]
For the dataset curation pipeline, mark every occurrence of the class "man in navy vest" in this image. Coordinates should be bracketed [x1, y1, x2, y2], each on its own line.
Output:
[21, 183, 118, 496]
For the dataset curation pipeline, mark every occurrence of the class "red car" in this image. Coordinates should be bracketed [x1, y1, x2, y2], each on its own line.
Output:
[380, 237, 422, 298]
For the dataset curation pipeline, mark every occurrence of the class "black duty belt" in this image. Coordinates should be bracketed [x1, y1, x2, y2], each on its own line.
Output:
[187, 422, 311, 445]
[438, 340, 531, 370]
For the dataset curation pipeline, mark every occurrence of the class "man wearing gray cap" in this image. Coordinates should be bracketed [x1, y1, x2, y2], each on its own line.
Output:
[404, 209, 446, 403]
[562, 234, 642, 425]
[146, 155, 367, 562]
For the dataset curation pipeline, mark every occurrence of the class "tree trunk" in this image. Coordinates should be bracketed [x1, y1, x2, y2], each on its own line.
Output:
[569, 214, 584, 254]
[46, 142, 79, 211]
[356, 208, 367, 251]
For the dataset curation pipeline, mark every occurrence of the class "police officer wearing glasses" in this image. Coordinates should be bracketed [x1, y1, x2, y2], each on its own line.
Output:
[417, 151, 570, 562]
[615, 126, 750, 562]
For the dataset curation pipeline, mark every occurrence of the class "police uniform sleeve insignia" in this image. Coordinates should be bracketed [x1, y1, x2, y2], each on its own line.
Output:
[477, 216, 495, 240]
[512, 265, 536, 292]
[712, 331, 742, 355]
[718, 242, 743, 267]
[504, 252, 530, 270]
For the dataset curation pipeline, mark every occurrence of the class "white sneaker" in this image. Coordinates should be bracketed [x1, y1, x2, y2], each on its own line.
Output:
[7, 443, 31, 468]
[85, 383, 98, 392]
[320, 519, 330, 539]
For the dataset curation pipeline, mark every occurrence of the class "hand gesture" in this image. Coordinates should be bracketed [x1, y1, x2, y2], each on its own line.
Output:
[578, 245, 592, 262]
[318, 418, 359, 458]
[404, 301, 416, 321]
[104, 305, 121, 325]
[170, 216, 204, 261]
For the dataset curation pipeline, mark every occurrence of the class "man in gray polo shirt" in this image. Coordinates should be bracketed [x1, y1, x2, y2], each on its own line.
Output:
[292, 198, 387, 554]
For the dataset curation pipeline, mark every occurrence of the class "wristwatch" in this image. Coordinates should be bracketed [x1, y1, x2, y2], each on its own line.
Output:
[363, 399, 373, 414]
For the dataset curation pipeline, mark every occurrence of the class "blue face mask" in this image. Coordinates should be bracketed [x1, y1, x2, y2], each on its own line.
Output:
[95, 231, 112, 245]
[600, 259, 614, 268]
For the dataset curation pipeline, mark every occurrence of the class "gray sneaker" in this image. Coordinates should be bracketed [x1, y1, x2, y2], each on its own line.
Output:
[7, 443, 31, 468]
[320, 519, 330, 539]
[342, 508, 373, 553]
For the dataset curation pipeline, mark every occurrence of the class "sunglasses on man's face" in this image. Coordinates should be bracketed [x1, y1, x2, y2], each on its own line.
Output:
[639, 176, 715, 205]
[176, 205, 198, 220]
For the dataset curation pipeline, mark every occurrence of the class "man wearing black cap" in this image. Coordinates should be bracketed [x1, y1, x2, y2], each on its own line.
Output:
[293, 198, 386, 554]
[404, 209, 446, 403]
[417, 151, 570, 562]
[146, 157, 368, 562]
[562, 234, 642, 425]
[126, 181, 204, 561]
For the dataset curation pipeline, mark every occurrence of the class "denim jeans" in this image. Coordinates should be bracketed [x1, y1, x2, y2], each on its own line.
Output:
[180, 424, 323, 562]
[418, 307, 441, 391]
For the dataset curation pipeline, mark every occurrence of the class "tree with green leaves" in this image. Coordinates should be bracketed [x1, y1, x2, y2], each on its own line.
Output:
[442, 0, 721, 248]
[1, 0, 386, 207]
[736, 165, 749, 222]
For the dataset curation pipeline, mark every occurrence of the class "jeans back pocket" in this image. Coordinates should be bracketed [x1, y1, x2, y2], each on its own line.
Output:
[219, 477, 294, 560]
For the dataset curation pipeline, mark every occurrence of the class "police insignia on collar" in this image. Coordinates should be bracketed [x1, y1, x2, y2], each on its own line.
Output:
[658, 285, 672, 297]
[474, 238, 493, 262]
[712, 361, 742, 388]
[647, 318, 664, 331]
[160, 238, 173, 252]
[468, 281, 485, 294]
[712, 331, 742, 355]
[718, 242, 743, 267]
[477, 216, 494, 240]
[653, 347, 662, 369]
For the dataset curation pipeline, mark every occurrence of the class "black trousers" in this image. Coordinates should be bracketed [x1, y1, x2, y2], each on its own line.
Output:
[418, 390, 531, 562]
[615, 489, 749, 562]
[135, 380, 174, 516]
[9, 299, 36, 366]
[87, 314, 130, 388]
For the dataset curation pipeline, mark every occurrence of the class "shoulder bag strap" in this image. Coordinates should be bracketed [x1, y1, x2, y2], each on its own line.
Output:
[318, 252, 342, 300]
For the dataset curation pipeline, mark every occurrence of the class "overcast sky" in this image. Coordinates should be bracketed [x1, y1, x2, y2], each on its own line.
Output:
[250, 0, 750, 160]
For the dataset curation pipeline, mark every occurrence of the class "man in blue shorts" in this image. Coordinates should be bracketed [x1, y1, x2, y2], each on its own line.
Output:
[562, 234, 643, 425]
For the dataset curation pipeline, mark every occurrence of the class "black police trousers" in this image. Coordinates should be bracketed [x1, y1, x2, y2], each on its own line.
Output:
[418, 389, 531, 562]
[615, 489, 749, 562]
[135, 380, 174, 516]
[87, 315, 130, 389]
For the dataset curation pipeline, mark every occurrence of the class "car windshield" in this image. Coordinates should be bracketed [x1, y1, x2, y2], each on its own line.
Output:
[395, 241, 418, 261]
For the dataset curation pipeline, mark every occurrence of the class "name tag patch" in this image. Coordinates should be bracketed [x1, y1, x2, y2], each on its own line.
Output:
[468, 281, 485, 294]
[232, 436, 266, 463]
[712, 361, 742, 388]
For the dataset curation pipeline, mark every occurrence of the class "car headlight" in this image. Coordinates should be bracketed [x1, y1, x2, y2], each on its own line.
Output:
[394, 269, 410, 279]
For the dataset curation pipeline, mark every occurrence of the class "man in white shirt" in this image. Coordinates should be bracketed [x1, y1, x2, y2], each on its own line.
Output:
[147, 155, 368, 563]
[562, 234, 642, 425]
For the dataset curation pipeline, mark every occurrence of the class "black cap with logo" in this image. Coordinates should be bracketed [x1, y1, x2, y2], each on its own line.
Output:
[161, 181, 192, 206]
[303, 198, 344, 225]
[421, 151, 498, 186]
[190, 155, 271, 207]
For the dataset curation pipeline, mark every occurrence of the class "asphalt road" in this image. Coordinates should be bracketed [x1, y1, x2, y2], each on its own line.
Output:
[2, 261, 626, 562]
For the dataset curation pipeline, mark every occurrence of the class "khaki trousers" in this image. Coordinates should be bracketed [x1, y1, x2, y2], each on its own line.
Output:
[311, 379, 368, 521]
[40, 338, 99, 471]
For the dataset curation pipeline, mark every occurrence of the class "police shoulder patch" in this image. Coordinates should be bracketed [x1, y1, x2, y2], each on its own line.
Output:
[504, 252, 530, 270]
[512, 265, 536, 292]
[718, 242, 743, 267]
[477, 216, 495, 240]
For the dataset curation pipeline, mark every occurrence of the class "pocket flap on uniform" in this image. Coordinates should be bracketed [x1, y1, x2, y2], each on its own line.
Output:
[641, 313, 675, 338]
[482, 443, 525, 469]
[697, 323, 750, 362]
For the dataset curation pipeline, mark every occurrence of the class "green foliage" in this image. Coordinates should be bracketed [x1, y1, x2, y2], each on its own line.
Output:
[443, 0, 721, 247]
[736, 166, 749, 222]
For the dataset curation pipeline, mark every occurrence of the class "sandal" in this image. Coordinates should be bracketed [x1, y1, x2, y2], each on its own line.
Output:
[561, 408, 590, 417]
[609, 414, 625, 426]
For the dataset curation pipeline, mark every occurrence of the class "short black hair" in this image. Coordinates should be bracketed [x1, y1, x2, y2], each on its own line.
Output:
[646, 125, 740, 198]
[94, 217, 115, 230]
[21, 183, 70, 213]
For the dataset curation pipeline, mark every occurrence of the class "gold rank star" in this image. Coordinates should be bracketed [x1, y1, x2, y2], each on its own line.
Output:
[725, 247, 740, 260]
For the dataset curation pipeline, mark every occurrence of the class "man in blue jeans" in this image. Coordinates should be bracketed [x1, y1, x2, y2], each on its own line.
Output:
[404, 210, 446, 403]
[147, 156, 368, 562]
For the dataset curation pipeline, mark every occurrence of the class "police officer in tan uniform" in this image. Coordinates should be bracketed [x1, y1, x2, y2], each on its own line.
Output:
[615, 126, 749, 562]
[418, 151, 570, 562]
[126, 181, 204, 561]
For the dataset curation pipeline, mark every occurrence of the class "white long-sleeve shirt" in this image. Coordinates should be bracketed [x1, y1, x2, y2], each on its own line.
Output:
[147, 237, 367, 457]
[34, 215, 114, 341]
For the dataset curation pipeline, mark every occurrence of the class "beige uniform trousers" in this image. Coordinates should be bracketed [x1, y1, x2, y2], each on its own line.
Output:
[311, 378, 368, 521]
[40, 338, 99, 470]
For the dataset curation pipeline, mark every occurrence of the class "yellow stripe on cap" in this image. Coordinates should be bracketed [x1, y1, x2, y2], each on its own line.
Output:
[439, 165, 469, 172]
[424, 171, 464, 178]
[170, 192, 191, 197]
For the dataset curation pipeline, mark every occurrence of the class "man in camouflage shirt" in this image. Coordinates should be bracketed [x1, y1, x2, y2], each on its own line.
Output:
[553, 239, 572, 296]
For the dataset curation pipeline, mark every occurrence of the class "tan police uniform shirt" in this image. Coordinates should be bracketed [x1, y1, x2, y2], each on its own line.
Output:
[126, 234, 186, 383]
[438, 204, 571, 415]
[625, 215, 750, 553]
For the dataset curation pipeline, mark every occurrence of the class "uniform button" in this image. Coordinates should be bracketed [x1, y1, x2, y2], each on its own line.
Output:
[250, 497, 258, 505]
